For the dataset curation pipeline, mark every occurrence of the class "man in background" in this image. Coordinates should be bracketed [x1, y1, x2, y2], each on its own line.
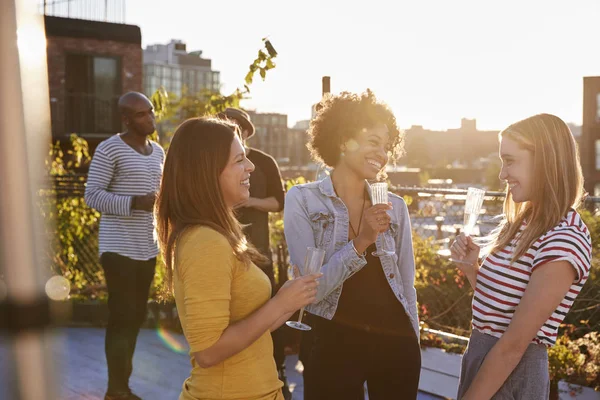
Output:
[85, 92, 164, 400]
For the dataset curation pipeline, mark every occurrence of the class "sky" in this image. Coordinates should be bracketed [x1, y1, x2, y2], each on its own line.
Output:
[122, 0, 599, 130]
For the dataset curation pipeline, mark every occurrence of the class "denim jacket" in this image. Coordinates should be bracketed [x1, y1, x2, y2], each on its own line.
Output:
[283, 176, 420, 338]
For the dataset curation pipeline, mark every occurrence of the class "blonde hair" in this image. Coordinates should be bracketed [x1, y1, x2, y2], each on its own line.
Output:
[485, 114, 585, 262]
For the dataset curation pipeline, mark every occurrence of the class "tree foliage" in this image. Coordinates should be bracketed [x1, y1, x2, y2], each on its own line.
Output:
[151, 38, 278, 147]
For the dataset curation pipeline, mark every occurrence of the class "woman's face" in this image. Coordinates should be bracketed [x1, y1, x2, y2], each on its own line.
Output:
[339, 123, 390, 180]
[498, 136, 534, 203]
[219, 135, 255, 208]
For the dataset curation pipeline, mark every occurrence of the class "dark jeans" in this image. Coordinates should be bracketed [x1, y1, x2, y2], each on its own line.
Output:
[101, 252, 156, 394]
[303, 316, 422, 400]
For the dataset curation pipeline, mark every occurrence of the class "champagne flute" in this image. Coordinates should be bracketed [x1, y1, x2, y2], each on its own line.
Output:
[286, 247, 326, 331]
[463, 187, 486, 236]
[451, 187, 485, 265]
[371, 182, 395, 257]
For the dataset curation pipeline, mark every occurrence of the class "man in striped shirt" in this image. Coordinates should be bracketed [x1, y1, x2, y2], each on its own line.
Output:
[85, 92, 165, 400]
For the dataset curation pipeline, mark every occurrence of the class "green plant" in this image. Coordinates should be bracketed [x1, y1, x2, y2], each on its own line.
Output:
[549, 327, 600, 393]
[413, 232, 473, 337]
[39, 134, 103, 295]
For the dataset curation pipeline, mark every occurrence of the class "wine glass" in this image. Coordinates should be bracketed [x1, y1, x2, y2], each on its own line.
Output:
[463, 187, 486, 236]
[370, 182, 395, 257]
[286, 247, 326, 331]
[451, 187, 485, 265]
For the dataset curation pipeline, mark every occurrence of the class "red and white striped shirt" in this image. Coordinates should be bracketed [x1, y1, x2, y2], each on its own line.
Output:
[472, 209, 592, 347]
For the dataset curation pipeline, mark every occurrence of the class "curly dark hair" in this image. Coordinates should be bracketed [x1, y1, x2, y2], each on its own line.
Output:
[307, 89, 404, 168]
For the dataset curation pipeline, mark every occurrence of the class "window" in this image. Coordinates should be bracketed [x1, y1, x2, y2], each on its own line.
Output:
[184, 70, 194, 92]
[172, 80, 182, 97]
[172, 68, 181, 81]
[596, 140, 600, 170]
[93, 58, 119, 132]
[63, 54, 121, 135]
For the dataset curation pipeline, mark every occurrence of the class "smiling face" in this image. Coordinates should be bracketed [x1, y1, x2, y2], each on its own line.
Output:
[338, 123, 390, 180]
[499, 136, 535, 203]
[219, 135, 255, 208]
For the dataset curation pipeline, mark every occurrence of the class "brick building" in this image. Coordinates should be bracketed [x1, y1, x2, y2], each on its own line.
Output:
[246, 111, 290, 165]
[581, 77, 600, 196]
[45, 14, 142, 150]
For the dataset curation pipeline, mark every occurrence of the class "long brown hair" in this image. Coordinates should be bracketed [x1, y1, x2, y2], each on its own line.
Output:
[485, 113, 585, 262]
[155, 117, 265, 291]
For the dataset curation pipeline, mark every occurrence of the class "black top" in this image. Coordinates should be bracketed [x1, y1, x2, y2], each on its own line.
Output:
[333, 243, 414, 337]
[237, 148, 285, 262]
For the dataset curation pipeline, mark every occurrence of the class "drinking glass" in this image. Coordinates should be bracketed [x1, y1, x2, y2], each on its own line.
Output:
[451, 187, 485, 265]
[286, 247, 326, 331]
[370, 182, 395, 257]
[463, 187, 486, 236]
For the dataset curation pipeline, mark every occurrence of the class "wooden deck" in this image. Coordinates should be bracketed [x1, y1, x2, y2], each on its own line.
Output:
[2, 327, 445, 399]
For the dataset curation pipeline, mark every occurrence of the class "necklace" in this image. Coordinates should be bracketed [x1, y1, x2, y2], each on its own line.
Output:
[332, 175, 366, 239]
[349, 194, 366, 239]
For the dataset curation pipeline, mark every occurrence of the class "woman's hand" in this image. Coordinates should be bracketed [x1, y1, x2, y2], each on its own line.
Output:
[354, 203, 392, 252]
[273, 269, 322, 314]
[450, 233, 481, 287]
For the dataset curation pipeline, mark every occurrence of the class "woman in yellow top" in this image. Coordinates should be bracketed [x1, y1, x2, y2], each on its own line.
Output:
[155, 117, 321, 400]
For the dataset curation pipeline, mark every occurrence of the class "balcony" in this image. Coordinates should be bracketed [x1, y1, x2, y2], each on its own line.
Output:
[40, 0, 126, 24]
[51, 93, 121, 138]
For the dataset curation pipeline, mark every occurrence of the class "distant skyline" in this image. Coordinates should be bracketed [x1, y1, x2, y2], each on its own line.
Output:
[123, 0, 600, 130]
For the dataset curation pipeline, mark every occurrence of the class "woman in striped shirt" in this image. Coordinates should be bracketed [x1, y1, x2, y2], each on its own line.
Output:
[450, 113, 592, 400]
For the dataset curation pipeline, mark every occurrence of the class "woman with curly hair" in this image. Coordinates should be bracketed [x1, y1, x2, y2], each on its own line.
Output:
[284, 90, 421, 399]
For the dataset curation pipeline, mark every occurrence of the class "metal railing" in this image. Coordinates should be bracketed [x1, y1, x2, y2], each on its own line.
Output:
[45, 178, 600, 336]
[40, 0, 126, 23]
[51, 93, 121, 137]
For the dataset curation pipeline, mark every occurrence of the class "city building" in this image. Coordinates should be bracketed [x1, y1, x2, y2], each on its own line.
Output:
[581, 76, 600, 196]
[246, 111, 289, 165]
[44, 0, 142, 150]
[404, 118, 499, 169]
[143, 40, 220, 98]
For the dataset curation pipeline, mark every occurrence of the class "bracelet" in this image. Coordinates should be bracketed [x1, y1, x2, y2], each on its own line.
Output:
[351, 240, 366, 258]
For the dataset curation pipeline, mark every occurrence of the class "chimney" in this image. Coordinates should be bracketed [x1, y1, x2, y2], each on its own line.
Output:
[322, 76, 331, 96]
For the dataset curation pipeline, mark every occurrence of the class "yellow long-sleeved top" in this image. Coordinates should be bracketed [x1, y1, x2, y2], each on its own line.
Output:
[174, 226, 283, 400]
